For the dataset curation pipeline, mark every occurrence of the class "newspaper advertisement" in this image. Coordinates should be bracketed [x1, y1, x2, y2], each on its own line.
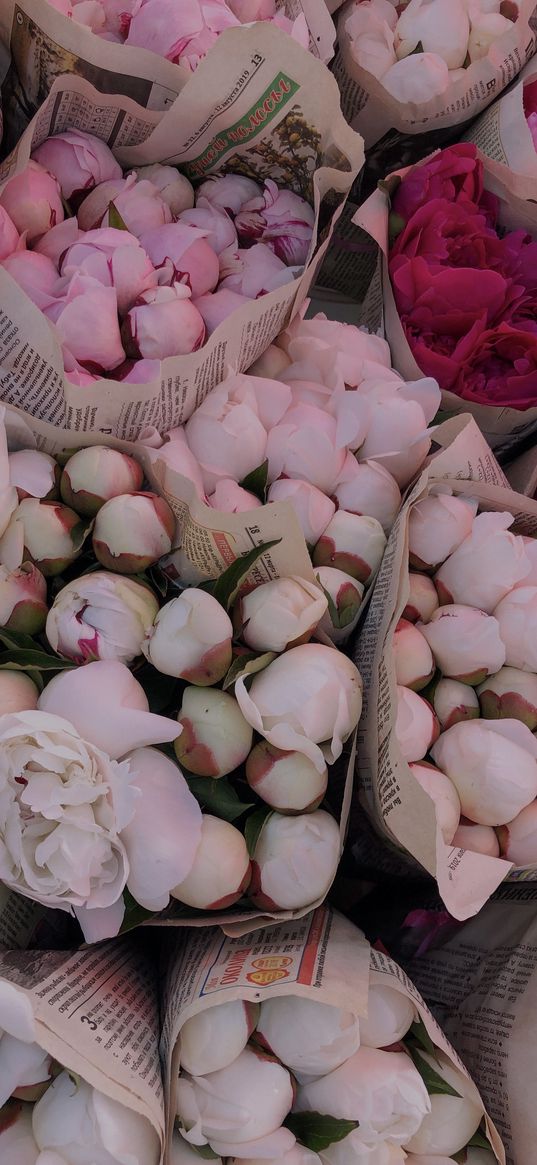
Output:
[0, 0, 336, 151]
[408, 883, 537, 1165]
[0, 23, 364, 441]
[353, 148, 537, 455]
[352, 413, 537, 922]
[333, 0, 537, 148]
[159, 904, 504, 1161]
[0, 937, 165, 1159]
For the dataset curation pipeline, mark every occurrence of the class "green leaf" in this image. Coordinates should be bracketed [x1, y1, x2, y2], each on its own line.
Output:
[244, 806, 272, 856]
[211, 540, 281, 611]
[70, 516, 93, 553]
[118, 890, 156, 935]
[0, 627, 41, 652]
[108, 202, 129, 231]
[186, 776, 254, 822]
[378, 174, 402, 204]
[467, 1125, 493, 1151]
[284, 1112, 358, 1153]
[66, 1069, 82, 1090]
[407, 1018, 437, 1059]
[406, 1047, 462, 1098]
[239, 460, 269, 501]
[222, 650, 276, 690]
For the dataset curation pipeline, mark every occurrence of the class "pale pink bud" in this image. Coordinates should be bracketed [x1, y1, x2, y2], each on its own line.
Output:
[140, 426, 206, 500]
[33, 1071, 160, 1165]
[142, 589, 233, 684]
[395, 685, 439, 762]
[235, 643, 363, 773]
[382, 52, 450, 102]
[0, 563, 47, 634]
[344, 0, 397, 79]
[433, 677, 479, 730]
[46, 572, 158, 664]
[257, 995, 360, 1080]
[180, 1000, 259, 1077]
[267, 479, 335, 547]
[419, 605, 506, 684]
[396, 0, 469, 68]
[516, 536, 537, 588]
[393, 618, 435, 690]
[172, 814, 251, 910]
[452, 818, 500, 857]
[356, 394, 431, 487]
[208, 480, 261, 512]
[196, 175, 263, 217]
[235, 180, 314, 266]
[314, 566, 364, 646]
[93, 491, 175, 573]
[0, 160, 64, 242]
[2, 250, 62, 311]
[135, 164, 195, 216]
[250, 808, 340, 910]
[33, 215, 81, 265]
[72, 0, 106, 30]
[239, 576, 327, 653]
[403, 572, 439, 623]
[179, 199, 237, 254]
[408, 494, 477, 570]
[494, 585, 537, 672]
[194, 288, 251, 335]
[50, 272, 125, 372]
[61, 446, 143, 516]
[219, 242, 295, 297]
[313, 511, 386, 585]
[334, 458, 401, 534]
[123, 283, 205, 359]
[60, 228, 158, 316]
[140, 223, 219, 298]
[410, 761, 460, 844]
[404, 1050, 482, 1156]
[13, 498, 88, 576]
[78, 173, 172, 233]
[267, 404, 347, 495]
[0, 206, 20, 259]
[435, 513, 530, 613]
[0, 670, 39, 713]
[228, 0, 276, 19]
[9, 450, 59, 501]
[468, 10, 513, 61]
[185, 374, 284, 493]
[175, 687, 253, 777]
[497, 799, 537, 866]
[478, 665, 537, 729]
[246, 741, 328, 813]
[431, 719, 537, 825]
[32, 130, 122, 201]
[359, 983, 416, 1049]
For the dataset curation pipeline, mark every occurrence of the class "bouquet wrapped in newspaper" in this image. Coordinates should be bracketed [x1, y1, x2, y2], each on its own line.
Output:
[353, 411, 537, 922]
[0, 23, 363, 442]
[334, 0, 537, 148]
[162, 904, 505, 1164]
[0, 934, 165, 1164]
[354, 142, 537, 455]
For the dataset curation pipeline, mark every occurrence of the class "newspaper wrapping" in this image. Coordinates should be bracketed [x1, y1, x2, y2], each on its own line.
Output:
[407, 884, 537, 1165]
[0, 24, 364, 441]
[0, 0, 337, 150]
[160, 903, 505, 1162]
[0, 937, 165, 1160]
[464, 54, 537, 178]
[505, 444, 537, 496]
[333, 0, 537, 148]
[353, 148, 537, 456]
[351, 412, 537, 922]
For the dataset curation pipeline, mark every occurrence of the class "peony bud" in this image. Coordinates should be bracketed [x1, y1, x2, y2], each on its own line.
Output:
[393, 618, 435, 690]
[494, 585, 537, 672]
[93, 491, 175, 573]
[235, 179, 314, 266]
[0, 206, 20, 260]
[431, 719, 537, 826]
[123, 283, 206, 359]
[267, 478, 335, 548]
[60, 228, 158, 316]
[433, 677, 480, 730]
[396, 0, 470, 68]
[0, 160, 64, 241]
[0, 1101, 39, 1164]
[32, 129, 122, 201]
[49, 272, 126, 372]
[359, 983, 416, 1049]
[9, 450, 60, 501]
[245, 741, 327, 813]
[185, 373, 281, 494]
[33, 1071, 160, 1165]
[497, 800, 537, 866]
[61, 446, 143, 516]
[408, 494, 477, 570]
[404, 1050, 482, 1156]
[452, 818, 500, 857]
[196, 175, 262, 217]
[46, 571, 158, 665]
[0, 562, 47, 634]
[257, 995, 359, 1080]
[409, 761, 461, 845]
[175, 687, 253, 777]
[194, 288, 250, 335]
[77, 174, 172, 233]
[395, 686, 439, 763]
[0, 671, 38, 713]
[356, 392, 431, 487]
[219, 242, 296, 298]
[248, 342, 291, 380]
[208, 479, 261, 512]
[135, 164, 195, 216]
[238, 576, 327, 653]
[334, 459, 401, 534]
[180, 199, 238, 255]
[143, 590, 233, 684]
[172, 814, 251, 910]
[435, 513, 530, 613]
[381, 52, 450, 103]
[418, 605, 506, 684]
[403, 572, 439, 624]
[2, 250, 63, 312]
[468, 10, 513, 61]
[313, 511, 386, 585]
[478, 665, 537, 729]
[33, 214, 80, 264]
[139, 223, 219, 298]
[236, 1149, 321, 1165]
[249, 809, 340, 911]
[7, 498, 89, 576]
[235, 643, 362, 773]
[314, 566, 364, 646]
[180, 1000, 258, 1077]
[266, 403, 346, 495]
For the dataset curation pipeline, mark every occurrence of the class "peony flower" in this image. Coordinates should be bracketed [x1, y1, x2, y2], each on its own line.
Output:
[48, 272, 126, 372]
[172, 814, 250, 910]
[314, 566, 364, 646]
[0, 160, 64, 242]
[37, 659, 179, 759]
[433, 677, 480, 730]
[2, 250, 63, 311]
[33, 1071, 160, 1164]
[468, 9, 513, 61]
[494, 585, 537, 672]
[0, 1101, 39, 1164]
[410, 761, 460, 844]
[434, 512, 530, 613]
[0, 206, 20, 259]
[194, 288, 250, 334]
[266, 403, 347, 495]
[279, 313, 393, 386]
[180, 198, 238, 254]
[93, 491, 175, 573]
[245, 741, 327, 813]
[61, 445, 143, 516]
[257, 995, 360, 1081]
[235, 643, 362, 773]
[395, 0, 469, 68]
[122, 282, 206, 359]
[77, 173, 172, 233]
[249, 808, 340, 910]
[180, 999, 259, 1077]
[395, 685, 439, 763]
[345, 1, 397, 80]
[334, 459, 401, 535]
[60, 228, 158, 316]
[46, 572, 158, 665]
[175, 686, 253, 777]
[356, 391, 432, 488]
[418, 604, 506, 684]
[219, 241, 296, 298]
[478, 665, 537, 729]
[313, 511, 387, 585]
[403, 572, 439, 624]
[497, 796, 537, 865]
[139, 223, 219, 298]
[32, 129, 122, 200]
[359, 984, 416, 1050]
[140, 426, 206, 500]
[196, 174, 262, 217]
[143, 589, 233, 684]
[208, 479, 261, 512]
[2, 497, 88, 577]
[267, 479, 335, 547]
[393, 618, 435, 690]
[408, 493, 477, 570]
[381, 53, 450, 103]
[0, 671, 38, 714]
[238, 576, 327, 653]
[135, 163, 195, 216]
[9, 450, 59, 501]
[452, 818, 500, 857]
[33, 214, 81, 264]
[235, 179, 314, 265]
[404, 1050, 482, 1156]
[0, 1034, 51, 1107]
[431, 719, 537, 825]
